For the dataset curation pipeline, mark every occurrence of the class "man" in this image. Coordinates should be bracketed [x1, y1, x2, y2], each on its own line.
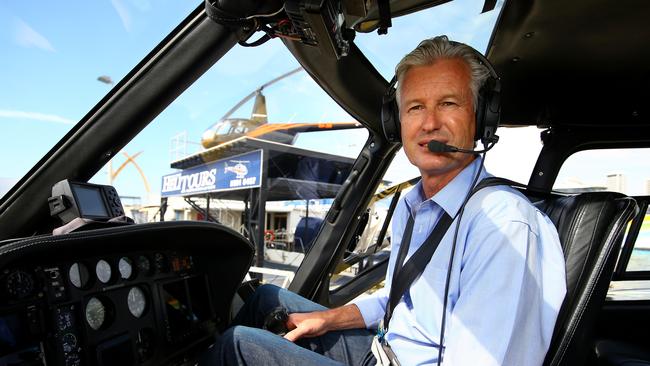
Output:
[203, 36, 566, 366]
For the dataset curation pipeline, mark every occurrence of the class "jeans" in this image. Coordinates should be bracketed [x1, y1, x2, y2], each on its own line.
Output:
[200, 284, 376, 366]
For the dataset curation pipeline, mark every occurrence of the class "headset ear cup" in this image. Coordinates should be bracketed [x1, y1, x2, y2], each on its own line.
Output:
[475, 92, 486, 142]
[381, 77, 401, 143]
[480, 79, 500, 144]
[483, 86, 500, 143]
[381, 95, 398, 142]
[391, 98, 400, 142]
[475, 77, 501, 144]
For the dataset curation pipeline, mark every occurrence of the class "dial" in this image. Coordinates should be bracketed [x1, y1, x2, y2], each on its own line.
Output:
[56, 307, 75, 331]
[154, 253, 168, 273]
[5, 270, 35, 299]
[95, 260, 112, 284]
[137, 256, 151, 276]
[118, 257, 134, 280]
[61, 332, 78, 353]
[85, 297, 106, 330]
[127, 287, 147, 318]
[64, 352, 81, 366]
[68, 263, 90, 289]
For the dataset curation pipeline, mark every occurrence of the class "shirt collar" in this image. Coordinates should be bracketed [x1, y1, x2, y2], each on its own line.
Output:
[403, 157, 486, 217]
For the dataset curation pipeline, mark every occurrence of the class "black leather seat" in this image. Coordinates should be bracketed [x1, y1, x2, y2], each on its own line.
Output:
[531, 192, 638, 366]
[594, 339, 650, 366]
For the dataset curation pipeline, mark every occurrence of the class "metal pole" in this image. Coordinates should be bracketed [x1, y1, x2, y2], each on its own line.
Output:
[206, 193, 210, 221]
[305, 198, 309, 231]
[256, 157, 269, 269]
[160, 197, 168, 222]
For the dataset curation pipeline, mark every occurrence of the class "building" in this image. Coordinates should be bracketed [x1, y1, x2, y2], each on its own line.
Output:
[607, 173, 627, 194]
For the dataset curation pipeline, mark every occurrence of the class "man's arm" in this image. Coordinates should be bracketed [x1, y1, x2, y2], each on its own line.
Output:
[284, 304, 366, 342]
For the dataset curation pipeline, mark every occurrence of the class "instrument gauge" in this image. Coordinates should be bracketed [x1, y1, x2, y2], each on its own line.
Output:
[137, 256, 152, 276]
[118, 257, 134, 280]
[69, 263, 90, 289]
[127, 286, 147, 318]
[61, 332, 78, 353]
[95, 260, 112, 284]
[5, 270, 34, 299]
[85, 297, 106, 330]
[154, 252, 168, 273]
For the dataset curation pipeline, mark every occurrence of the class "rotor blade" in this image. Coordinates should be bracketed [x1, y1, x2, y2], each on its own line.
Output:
[218, 67, 302, 121]
[259, 67, 302, 91]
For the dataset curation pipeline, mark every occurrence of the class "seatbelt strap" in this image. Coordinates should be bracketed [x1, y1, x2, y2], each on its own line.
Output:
[472, 176, 521, 192]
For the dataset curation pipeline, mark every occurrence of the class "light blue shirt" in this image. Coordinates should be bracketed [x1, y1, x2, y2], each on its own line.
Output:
[353, 158, 566, 365]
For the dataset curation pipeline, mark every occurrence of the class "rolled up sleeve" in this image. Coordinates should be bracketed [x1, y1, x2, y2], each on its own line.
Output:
[351, 287, 389, 329]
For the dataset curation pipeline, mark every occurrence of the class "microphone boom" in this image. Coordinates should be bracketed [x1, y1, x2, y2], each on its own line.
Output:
[427, 140, 496, 154]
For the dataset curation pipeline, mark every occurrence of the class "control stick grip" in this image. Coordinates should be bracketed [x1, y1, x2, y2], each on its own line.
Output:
[263, 307, 289, 336]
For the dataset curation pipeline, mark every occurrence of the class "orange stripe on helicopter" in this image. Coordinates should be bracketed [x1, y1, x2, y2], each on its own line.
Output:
[245, 122, 357, 138]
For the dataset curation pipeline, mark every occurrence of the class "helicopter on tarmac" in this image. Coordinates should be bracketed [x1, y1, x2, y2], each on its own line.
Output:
[200, 67, 362, 149]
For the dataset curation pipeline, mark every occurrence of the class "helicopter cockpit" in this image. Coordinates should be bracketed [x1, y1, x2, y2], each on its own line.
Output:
[4, 0, 650, 365]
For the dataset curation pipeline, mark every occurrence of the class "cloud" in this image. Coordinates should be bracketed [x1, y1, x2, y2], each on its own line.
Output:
[111, 0, 132, 32]
[0, 110, 75, 125]
[12, 18, 55, 52]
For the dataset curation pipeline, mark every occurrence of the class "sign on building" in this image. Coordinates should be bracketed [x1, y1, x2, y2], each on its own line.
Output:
[161, 150, 263, 197]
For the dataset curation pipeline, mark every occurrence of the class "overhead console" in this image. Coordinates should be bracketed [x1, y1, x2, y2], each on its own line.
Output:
[0, 221, 253, 366]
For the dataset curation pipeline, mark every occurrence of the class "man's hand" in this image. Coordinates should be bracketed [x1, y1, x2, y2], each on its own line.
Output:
[284, 312, 329, 342]
[282, 304, 366, 343]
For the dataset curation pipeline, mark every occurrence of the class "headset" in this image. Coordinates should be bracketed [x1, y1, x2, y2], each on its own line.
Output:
[380, 37, 501, 147]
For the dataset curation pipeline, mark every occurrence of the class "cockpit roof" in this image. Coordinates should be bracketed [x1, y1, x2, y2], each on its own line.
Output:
[486, 0, 650, 128]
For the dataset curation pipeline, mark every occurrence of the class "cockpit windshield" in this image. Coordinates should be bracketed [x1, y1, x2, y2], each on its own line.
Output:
[215, 121, 234, 135]
[0, 0, 507, 201]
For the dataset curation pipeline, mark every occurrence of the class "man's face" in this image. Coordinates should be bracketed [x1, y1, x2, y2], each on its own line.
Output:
[399, 58, 476, 178]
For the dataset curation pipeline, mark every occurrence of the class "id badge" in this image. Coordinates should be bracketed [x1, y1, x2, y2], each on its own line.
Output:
[371, 335, 391, 366]
[371, 336, 401, 366]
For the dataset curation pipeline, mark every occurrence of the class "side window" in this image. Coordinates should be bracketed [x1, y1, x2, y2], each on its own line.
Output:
[554, 148, 650, 195]
[554, 148, 650, 300]
[623, 201, 650, 272]
[329, 176, 417, 295]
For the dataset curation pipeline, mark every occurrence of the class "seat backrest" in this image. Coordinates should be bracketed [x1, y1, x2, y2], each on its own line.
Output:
[535, 192, 638, 366]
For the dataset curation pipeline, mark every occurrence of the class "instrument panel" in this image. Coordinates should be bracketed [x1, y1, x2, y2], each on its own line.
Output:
[0, 251, 213, 365]
[0, 222, 253, 366]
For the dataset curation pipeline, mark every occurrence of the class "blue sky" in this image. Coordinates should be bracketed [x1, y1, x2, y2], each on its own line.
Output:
[0, 1, 198, 195]
[11, 1, 645, 202]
